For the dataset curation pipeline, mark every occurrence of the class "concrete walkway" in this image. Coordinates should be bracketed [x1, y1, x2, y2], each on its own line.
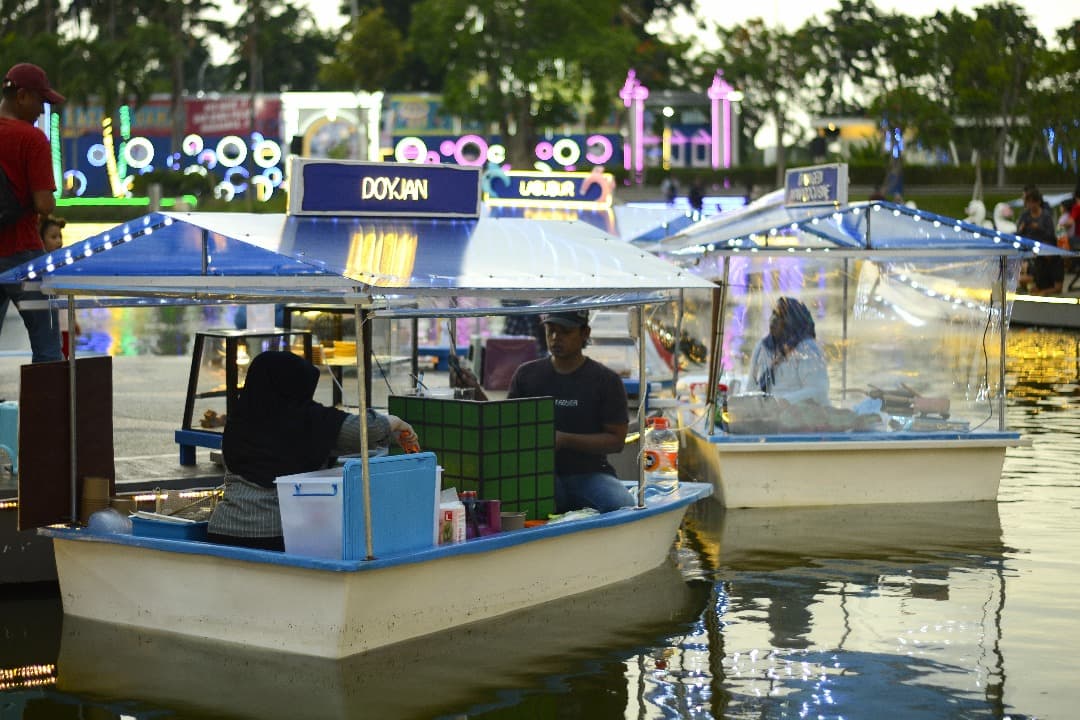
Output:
[1, 305, 227, 491]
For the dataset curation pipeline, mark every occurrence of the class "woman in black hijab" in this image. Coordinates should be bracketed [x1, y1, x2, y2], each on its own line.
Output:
[748, 297, 829, 405]
[207, 350, 418, 550]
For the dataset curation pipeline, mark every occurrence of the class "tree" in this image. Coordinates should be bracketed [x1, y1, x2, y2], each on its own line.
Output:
[1028, 20, 1080, 174]
[319, 6, 404, 91]
[222, 1, 338, 93]
[948, 3, 1044, 186]
[706, 20, 817, 185]
[140, 1, 227, 154]
[409, 0, 637, 168]
[809, 0, 886, 116]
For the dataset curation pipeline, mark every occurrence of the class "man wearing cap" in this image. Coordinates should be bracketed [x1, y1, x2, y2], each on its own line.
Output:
[506, 309, 634, 514]
[0, 63, 65, 362]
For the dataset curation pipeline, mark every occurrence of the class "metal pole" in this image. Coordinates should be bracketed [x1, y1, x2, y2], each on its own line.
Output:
[705, 259, 730, 434]
[636, 305, 647, 509]
[355, 307, 374, 558]
[671, 289, 684, 395]
[998, 257, 1007, 430]
[841, 258, 849, 401]
[67, 294, 77, 523]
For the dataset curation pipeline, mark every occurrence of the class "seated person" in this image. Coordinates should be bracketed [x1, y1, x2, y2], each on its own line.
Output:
[1016, 188, 1063, 295]
[451, 310, 634, 514]
[748, 297, 829, 405]
[207, 350, 418, 551]
[509, 310, 635, 513]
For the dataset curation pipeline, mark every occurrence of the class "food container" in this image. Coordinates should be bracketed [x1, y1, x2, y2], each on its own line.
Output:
[500, 511, 526, 531]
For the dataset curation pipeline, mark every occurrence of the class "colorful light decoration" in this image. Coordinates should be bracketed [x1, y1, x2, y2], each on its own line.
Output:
[395, 136, 428, 163]
[453, 134, 488, 166]
[123, 137, 155, 170]
[63, 169, 87, 196]
[50, 112, 62, 199]
[86, 144, 108, 168]
[252, 139, 282, 169]
[101, 117, 125, 197]
[117, 105, 132, 179]
[182, 134, 204, 156]
[584, 135, 613, 165]
[707, 71, 738, 170]
[618, 70, 649, 182]
[216, 136, 247, 168]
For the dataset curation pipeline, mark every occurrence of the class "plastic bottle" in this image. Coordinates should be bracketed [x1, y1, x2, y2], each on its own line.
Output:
[715, 382, 729, 431]
[642, 416, 679, 492]
[460, 490, 481, 539]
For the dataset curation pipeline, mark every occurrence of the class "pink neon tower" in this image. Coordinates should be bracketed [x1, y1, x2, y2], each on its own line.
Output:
[619, 70, 649, 183]
[708, 71, 736, 169]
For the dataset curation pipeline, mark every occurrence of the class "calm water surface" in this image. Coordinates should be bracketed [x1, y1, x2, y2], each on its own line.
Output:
[1, 323, 1077, 719]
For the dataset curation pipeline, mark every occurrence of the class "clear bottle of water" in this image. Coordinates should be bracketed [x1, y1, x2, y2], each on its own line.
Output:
[642, 416, 679, 492]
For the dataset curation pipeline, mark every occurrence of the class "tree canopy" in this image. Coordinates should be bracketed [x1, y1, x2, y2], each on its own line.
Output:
[0, 0, 1076, 178]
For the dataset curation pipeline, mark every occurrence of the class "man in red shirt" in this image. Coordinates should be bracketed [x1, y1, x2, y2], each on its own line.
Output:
[0, 63, 64, 362]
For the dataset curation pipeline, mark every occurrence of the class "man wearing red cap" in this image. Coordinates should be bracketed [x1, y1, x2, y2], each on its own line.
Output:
[0, 62, 65, 362]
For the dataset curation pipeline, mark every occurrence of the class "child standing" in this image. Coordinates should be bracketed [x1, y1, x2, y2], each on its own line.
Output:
[39, 214, 79, 357]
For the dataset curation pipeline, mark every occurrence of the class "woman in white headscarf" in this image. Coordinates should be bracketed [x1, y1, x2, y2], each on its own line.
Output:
[748, 297, 829, 406]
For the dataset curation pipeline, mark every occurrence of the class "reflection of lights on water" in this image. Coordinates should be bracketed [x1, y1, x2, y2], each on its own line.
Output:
[0, 663, 57, 690]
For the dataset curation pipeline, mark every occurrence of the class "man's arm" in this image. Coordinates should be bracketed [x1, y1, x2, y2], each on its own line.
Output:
[31, 189, 55, 216]
[447, 354, 489, 401]
[556, 421, 628, 456]
[27, 136, 57, 217]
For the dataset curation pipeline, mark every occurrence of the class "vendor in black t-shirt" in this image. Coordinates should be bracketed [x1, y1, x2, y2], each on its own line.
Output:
[506, 310, 634, 513]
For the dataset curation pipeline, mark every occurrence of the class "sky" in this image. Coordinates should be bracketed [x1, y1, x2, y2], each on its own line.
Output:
[673, 0, 1068, 45]
[260, 0, 1069, 42]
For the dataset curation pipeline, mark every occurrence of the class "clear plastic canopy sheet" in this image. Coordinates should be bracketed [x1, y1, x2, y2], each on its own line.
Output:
[658, 199, 1071, 258]
[0, 211, 713, 310]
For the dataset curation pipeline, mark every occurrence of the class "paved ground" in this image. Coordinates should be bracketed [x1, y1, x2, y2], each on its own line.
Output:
[1, 307, 229, 492]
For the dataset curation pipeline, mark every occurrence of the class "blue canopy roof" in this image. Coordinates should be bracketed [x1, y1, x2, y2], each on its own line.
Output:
[0, 211, 714, 314]
[653, 193, 1069, 260]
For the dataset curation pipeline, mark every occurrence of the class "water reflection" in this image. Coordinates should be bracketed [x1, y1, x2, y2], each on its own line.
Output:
[672, 500, 1009, 718]
[1, 563, 708, 719]
[1, 328, 1077, 719]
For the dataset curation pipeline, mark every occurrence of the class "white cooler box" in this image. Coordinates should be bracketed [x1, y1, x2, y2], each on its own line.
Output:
[275, 452, 439, 560]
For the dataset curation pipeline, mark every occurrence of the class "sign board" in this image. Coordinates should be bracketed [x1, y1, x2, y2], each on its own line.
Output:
[784, 163, 848, 207]
[484, 169, 615, 209]
[288, 159, 482, 218]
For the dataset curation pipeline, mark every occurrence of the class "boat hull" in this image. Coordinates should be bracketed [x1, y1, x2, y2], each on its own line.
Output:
[46, 482, 710, 658]
[683, 431, 1024, 508]
[1010, 296, 1080, 329]
[1, 501, 57, 584]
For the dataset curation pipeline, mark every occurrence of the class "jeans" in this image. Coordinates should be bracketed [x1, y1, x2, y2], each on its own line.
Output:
[0, 250, 63, 363]
[556, 472, 636, 514]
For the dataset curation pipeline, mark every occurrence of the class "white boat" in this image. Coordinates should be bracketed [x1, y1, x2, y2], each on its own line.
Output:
[653, 167, 1057, 508]
[2, 161, 716, 657]
[1009, 289, 1080, 329]
[40, 483, 708, 658]
[681, 432, 1016, 507]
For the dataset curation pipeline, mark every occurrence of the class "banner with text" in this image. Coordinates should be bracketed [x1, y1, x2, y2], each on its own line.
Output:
[784, 163, 848, 208]
[288, 159, 482, 218]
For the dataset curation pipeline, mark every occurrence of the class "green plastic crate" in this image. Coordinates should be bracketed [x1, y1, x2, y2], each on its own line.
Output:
[388, 395, 556, 519]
